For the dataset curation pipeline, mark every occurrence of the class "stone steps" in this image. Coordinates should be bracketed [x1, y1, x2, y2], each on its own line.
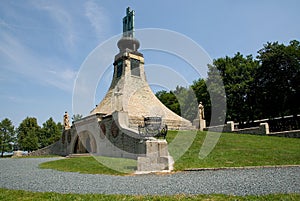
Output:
[67, 153, 91, 158]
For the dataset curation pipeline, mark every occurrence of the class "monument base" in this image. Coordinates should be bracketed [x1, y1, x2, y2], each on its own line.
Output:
[136, 139, 174, 173]
[193, 118, 206, 131]
[199, 119, 206, 131]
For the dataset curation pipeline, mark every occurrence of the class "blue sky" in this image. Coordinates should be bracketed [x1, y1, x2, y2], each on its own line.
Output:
[1, 0, 299, 126]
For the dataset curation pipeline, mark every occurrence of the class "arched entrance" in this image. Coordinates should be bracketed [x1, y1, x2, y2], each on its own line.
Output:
[73, 131, 97, 154]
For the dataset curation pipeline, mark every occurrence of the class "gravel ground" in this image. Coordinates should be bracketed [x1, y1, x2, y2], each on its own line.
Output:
[0, 157, 299, 195]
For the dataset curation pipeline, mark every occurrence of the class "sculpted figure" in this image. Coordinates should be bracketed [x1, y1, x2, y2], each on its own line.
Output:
[64, 111, 70, 129]
[198, 102, 205, 120]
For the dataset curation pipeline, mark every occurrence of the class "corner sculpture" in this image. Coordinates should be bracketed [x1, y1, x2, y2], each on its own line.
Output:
[198, 102, 206, 131]
[198, 102, 205, 120]
[63, 111, 71, 130]
[29, 7, 196, 173]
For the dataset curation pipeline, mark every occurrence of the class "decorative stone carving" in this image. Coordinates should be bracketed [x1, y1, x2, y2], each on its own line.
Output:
[100, 122, 106, 139]
[111, 121, 119, 138]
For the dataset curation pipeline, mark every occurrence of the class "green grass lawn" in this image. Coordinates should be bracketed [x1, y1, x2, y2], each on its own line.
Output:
[0, 188, 299, 201]
[40, 156, 137, 175]
[39, 131, 300, 174]
[169, 131, 300, 170]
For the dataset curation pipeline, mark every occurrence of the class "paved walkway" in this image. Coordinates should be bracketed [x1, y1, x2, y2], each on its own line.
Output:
[0, 158, 299, 195]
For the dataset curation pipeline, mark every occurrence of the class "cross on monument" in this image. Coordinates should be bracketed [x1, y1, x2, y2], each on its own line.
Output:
[114, 87, 123, 111]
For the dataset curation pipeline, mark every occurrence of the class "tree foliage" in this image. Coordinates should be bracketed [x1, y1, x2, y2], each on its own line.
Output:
[17, 117, 41, 151]
[210, 53, 259, 124]
[39, 118, 62, 148]
[17, 117, 63, 151]
[156, 40, 300, 125]
[256, 40, 300, 118]
[0, 118, 15, 157]
[156, 81, 209, 123]
[156, 90, 180, 115]
[173, 86, 198, 122]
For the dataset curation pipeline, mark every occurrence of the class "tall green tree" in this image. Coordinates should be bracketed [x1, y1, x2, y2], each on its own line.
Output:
[173, 86, 198, 122]
[210, 53, 259, 124]
[256, 40, 300, 118]
[39, 118, 62, 148]
[206, 63, 227, 125]
[0, 118, 15, 157]
[156, 90, 180, 115]
[17, 117, 41, 151]
[156, 40, 300, 126]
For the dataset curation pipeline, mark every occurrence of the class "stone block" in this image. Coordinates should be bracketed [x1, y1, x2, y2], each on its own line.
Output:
[225, 121, 235, 132]
[259, 123, 269, 134]
[158, 140, 168, 157]
[137, 156, 150, 171]
[136, 139, 173, 172]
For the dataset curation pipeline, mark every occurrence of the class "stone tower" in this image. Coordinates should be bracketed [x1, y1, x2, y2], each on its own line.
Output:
[91, 7, 192, 130]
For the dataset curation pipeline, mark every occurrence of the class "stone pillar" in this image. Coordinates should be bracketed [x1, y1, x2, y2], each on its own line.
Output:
[225, 121, 235, 132]
[137, 139, 173, 173]
[259, 123, 269, 135]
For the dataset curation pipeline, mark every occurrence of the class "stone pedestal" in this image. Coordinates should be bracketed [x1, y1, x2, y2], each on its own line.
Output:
[137, 139, 174, 173]
[193, 118, 206, 131]
[199, 119, 206, 131]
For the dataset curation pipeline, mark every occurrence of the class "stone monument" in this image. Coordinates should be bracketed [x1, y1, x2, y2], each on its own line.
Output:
[90, 7, 193, 130]
[29, 7, 195, 173]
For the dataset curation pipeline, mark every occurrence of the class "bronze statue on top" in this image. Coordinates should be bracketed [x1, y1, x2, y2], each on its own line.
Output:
[123, 7, 135, 38]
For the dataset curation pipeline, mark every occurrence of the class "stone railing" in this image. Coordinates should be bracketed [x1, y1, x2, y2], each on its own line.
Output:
[205, 121, 269, 135]
[205, 120, 300, 138]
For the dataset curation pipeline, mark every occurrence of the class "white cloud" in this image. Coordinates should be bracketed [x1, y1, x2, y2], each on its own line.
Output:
[85, 0, 109, 41]
[31, 1, 77, 49]
[0, 33, 77, 92]
[0, 1, 111, 94]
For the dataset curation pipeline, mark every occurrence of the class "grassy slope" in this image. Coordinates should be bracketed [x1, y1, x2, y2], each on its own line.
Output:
[39, 131, 300, 174]
[40, 156, 137, 175]
[0, 188, 299, 201]
[168, 131, 300, 170]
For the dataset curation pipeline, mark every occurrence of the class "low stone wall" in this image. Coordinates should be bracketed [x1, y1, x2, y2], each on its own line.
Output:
[267, 130, 300, 138]
[205, 122, 269, 135]
[29, 141, 65, 156]
[29, 129, 73, 156]
[234, 123, 269, 135]
[204, 121, 235, 133]
[204, 120, 300, 138]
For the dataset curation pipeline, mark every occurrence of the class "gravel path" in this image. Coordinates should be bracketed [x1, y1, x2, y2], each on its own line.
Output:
[0, 158, 299, 195]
